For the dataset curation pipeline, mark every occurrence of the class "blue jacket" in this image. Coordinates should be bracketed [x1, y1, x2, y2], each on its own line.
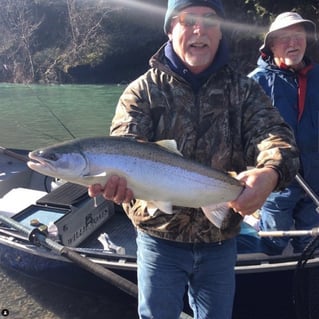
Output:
[249, 56, 319, 194]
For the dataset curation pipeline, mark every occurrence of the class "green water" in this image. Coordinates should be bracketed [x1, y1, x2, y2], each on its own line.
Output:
[0, 83, 124, 150]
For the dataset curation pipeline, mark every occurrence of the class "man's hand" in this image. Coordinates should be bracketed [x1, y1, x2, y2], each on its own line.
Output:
[229, 167, 279, 216]
[88, 175, 134, 204]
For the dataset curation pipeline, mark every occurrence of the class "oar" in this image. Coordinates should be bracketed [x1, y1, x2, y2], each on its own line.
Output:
[295, 173, 319, 213]
[0, 146, 28, 163]
[0, 214, 192, 319]
[259, 228, 319, 237]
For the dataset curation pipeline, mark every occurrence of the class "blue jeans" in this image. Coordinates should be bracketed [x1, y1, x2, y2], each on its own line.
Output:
[260, 185, 319, 254]
[136, 230, 237, 319]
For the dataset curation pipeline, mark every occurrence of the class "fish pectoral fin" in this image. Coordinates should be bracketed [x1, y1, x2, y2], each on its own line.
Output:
[147, 201, 174, 216]
[201, 202, 230, 229]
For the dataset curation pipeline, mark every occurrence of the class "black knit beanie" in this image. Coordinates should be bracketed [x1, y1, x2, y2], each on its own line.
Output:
[164, 0, 225, 34]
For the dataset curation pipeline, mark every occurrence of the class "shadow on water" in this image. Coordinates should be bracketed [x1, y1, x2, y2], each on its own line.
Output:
[0, 265, 138, 319]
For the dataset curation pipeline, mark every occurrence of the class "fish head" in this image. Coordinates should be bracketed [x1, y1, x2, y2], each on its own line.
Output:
[27, 143, 88, 180]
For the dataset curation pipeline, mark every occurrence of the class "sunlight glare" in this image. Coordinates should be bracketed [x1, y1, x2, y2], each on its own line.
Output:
[103, 0, 268, 37]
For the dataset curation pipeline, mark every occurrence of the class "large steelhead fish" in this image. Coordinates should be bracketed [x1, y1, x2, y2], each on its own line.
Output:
[27, 136, 244, 228]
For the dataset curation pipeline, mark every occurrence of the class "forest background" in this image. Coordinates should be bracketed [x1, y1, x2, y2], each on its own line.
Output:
[0, 0, 318, 84]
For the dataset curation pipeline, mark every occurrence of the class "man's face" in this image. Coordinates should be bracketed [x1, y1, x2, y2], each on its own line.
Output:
[168, 6, 222, 74]
[270, 24, 307, 69]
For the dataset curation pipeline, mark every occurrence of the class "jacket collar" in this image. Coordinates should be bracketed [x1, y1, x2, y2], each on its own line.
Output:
[258, 54, 313, 74]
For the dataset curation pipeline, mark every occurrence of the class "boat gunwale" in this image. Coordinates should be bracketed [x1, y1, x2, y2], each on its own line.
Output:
[1, 225, 319, 274]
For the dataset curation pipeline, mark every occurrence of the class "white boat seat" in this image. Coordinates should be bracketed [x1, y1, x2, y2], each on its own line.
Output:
[0, 187, 46, 217]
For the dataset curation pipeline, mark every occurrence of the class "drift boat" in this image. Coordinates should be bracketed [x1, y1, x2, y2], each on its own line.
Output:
[1, 146, 319, 319]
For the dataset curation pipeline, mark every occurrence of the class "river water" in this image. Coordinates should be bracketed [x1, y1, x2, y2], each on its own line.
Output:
[0, 83, 124, 150]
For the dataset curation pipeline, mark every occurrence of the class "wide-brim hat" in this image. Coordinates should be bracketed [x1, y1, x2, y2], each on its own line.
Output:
[164, 0, 225, 34]
[260, 12, 317, 55]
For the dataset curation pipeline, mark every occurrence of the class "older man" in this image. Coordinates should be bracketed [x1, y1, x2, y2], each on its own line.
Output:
[89, 2, 299, 318]
[249, 12, 319, 255]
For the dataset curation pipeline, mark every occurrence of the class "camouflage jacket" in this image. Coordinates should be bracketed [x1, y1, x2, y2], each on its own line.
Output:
[110, 44, 299, 243]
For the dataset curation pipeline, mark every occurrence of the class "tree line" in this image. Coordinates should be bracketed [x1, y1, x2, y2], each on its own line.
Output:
[0, 0, 318, 84]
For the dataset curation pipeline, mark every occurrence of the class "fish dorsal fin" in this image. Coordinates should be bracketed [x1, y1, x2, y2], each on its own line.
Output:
[155, 140, 183, 156]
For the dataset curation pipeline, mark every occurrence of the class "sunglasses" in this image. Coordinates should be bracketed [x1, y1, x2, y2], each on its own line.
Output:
[173, 12, 222, 28]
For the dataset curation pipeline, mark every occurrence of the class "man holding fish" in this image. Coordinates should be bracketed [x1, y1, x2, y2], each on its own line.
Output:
[86, 1, 298, 318]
